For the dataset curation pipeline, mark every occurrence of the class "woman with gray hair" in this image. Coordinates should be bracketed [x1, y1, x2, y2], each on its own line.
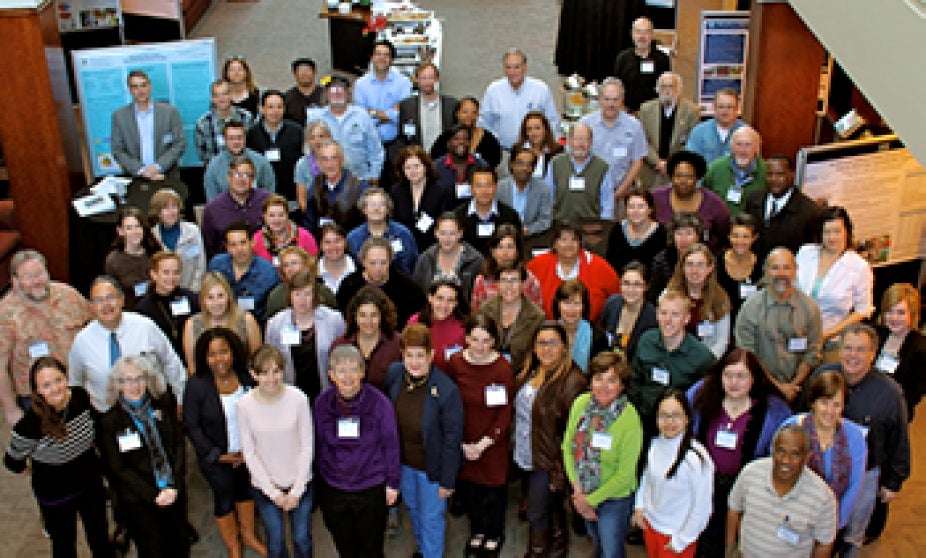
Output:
[97, 355, 189, 558]
[313, 344, 401, 557]
[345, 186, 420, 274]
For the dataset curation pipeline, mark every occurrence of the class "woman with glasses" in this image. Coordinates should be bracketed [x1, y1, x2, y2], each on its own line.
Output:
[600, 261, 658, 360]
[667, 243, 731, 358]
[412, 212, 484, 304]
[516, 322, 588, 557]
[295, 120, 333, 214]
[475, 263, 545, 374]
[98, 355, 189, 558]
[346, 187, 420, 275]
[633, 389, 713, 558]
[470, 223, 543, 312]
[553, 279, 609, 373]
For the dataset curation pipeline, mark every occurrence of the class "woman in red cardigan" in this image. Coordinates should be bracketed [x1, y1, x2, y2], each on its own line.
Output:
[526, 221, 620, 323]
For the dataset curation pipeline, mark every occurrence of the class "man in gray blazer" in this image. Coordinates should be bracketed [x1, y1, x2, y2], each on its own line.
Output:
[395, 63, 456, 155]
[495, 144, 552, 237]
[638, 72, 700, 188]
[111, 69, 186, 180]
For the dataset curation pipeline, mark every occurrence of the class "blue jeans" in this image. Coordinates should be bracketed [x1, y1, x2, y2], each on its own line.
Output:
[252, 483, 314, 558]
[400, 466, 447, 558]
[841, 468, 879, 558]
[586, 494, 634, 558]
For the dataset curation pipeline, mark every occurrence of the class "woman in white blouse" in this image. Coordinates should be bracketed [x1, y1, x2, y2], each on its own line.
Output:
[795, 206, 873, 363]
[633, 389, 713, 557]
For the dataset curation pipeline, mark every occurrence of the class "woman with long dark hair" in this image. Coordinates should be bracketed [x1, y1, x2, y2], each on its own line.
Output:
[407, 276, 469, 372]
[105, 206, 163, 309]
[470, 223, 543, 312]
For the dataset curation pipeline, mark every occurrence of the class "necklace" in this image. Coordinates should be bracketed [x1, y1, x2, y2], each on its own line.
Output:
[405, 372, 429, 392]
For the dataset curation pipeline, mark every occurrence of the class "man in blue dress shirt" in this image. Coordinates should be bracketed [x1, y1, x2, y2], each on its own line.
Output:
[207, 222, 280, 323]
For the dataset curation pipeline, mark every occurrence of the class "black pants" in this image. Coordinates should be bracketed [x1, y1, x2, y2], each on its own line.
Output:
[319, 480, 387, 558]
[39, 482, 112, 558]
[460, 480, 507, 539]
[201, 462, 252, 516]
[120, 495, 190, 558]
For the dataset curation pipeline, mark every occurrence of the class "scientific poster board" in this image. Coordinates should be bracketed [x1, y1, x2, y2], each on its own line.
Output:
[72, 38, 217, 178]
[797, 135, 926, 266]
[695, 11, 750, 116]
[56, 0, 121, 32]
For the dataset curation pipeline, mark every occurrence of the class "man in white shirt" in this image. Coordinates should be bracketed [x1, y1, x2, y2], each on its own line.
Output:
[480, 48, 560, 150]
[68, 276, 186, 412]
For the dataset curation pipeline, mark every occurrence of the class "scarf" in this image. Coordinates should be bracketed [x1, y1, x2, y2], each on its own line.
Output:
[571, 319, 592, 372]
[119, 393, 174, 490]
[263, 222, 299, 256]
[803, 414, 852, 499]
[572, 395, 627, 494]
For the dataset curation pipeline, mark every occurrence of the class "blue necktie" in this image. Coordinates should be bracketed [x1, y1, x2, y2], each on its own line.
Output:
[109, 331, 121, 367]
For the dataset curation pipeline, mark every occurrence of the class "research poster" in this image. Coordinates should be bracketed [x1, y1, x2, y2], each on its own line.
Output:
[696, 11, 749, 116]
[72, 38, 216, 177]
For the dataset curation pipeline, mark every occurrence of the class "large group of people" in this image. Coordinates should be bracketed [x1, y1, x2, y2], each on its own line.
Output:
[0, 15, 921, 558]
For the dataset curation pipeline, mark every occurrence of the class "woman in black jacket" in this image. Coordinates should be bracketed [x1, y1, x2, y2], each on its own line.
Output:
[183, 327, 266, 557]
[599, 261, 658, 360]
[97, 355, 189, 558]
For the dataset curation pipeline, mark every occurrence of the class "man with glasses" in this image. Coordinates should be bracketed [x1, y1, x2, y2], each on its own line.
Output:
[544, 122, 616, 222]
[735, 248, 823, 403]
[204, 121, 276, 200]
[202, 155, 272, 257]
[68, 276, 186, 412]
[685, 88, 746, 166]
[0, 250, 92, 425]
[194, 80, 254, 167]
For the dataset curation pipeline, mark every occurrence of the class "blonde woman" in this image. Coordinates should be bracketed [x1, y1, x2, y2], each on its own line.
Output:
[182, 272, 261, 373]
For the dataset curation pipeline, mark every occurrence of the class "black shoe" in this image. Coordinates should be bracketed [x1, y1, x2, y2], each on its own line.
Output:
[466, 534, 485, 557]
[185, 523, 199, 545]
[412, 552, 423, 558]
[483, 535, 503, 557]
[111, 525, 130, 557]
[449, 494, 466, 517]
[626, 528, 644, 545]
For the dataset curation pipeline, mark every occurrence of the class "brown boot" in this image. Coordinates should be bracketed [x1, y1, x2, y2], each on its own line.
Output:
[550, 505, 569, 558]
[235, 500, 267, 557]
[524, 528, 549, 558]
[216, 513, 241, 558]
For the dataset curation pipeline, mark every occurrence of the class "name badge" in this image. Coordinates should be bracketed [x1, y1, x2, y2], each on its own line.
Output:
[162, 133, 174, 145]
[444, 344, 463, 361]
[477, 222, 495, 237]
[715, 429, 738, 449]
[726, 188, 743, 204]
[697, 321, 715, 338]
[591, 431, 613, 450]
[134, 282, 148, 297]
[568, 176, 586, 191]
[739, 283, 757, 299]
[652, 367, 670, 385]
[859, 425, 869, 439]
[390, 239, 404, 254]
[281, 325, 301, 346]
[170, 298, 191, 316]
[265, 148, 281, 162]
[117, 430, 142, 453]
[612, 146, 628, 158]
[416, 212, 434, 233]
[776, 523, 800, 546]
[349, 132, 364, 144]
[485, 384, 508, 407]
[182, 244, 201, 259]
[319, 217, 335, 227]
[403, 122, 417, 137]
[238, 296, 255, 311]
[216, 134, 225, 147]
[788, 337, 808, 352]
[456, 183, 472, 198]
[28, 341, 50, 359]
[272, 256, 280, 267]
[640, 60, 655, 74]
[501, 352, 512, 363]
[337, 417, 360, 439]
[875, 354, 900, 374]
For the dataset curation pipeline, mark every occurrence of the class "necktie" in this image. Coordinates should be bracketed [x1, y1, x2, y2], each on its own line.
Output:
[109, 331, 121, 367]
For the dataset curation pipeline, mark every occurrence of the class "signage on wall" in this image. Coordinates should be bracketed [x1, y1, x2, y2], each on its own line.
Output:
[695, 11, 750, 116]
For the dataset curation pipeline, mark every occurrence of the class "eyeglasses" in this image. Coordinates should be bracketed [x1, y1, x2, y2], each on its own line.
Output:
[684, 261, 708, 269]
[498, 277, 521, 285]
[536, 339, 561, 348]
[722, 371, 751, 381]
[119, 375, 146, 385]
[230, 172, 253, 179]
[91, 294, 120, 304]
[331, 368, 363, 377]
[621, 280, 646, 288]
[657, 412, 686, 421]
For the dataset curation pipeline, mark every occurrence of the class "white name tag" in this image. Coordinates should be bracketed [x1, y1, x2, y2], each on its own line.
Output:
[403, 122, 417, 137]
[416, 212, 434, 233]
[591, 431, 613, 450]
[640, 61, 655, 74]
[162, 133, 174, 145]
[170, 298, 191, 316]
[652, 367, 670, 385]
[216, 134, 225, 147]
[477, 222, 495, 237]
[859, 425, 869, 439]
[337, 417, 360, 439]
[715, 429, 738, 449]
[134, 282, 148, 297]
[726, 188, 743, 204]
[272, 256, 280, 267]
[787, 337, 808, 352]
[697, 321, 715, 338]
[28, 341, 50, 359]
[485, 384, 508, 407]
[390, 238, 403, 254]
[238, 297, 255, 311]
[265, 148, 281, 162]
[875, 355, 899, 374]
[568, 176, 585, 191]
[319, 217, 334, 227]
[612, 146, 628, 158]
[444, 344, 463, 361]
[456, 183, 472, 198]
[739, 283, 757, 299]
[182, 244, 201, 259]
[776, 523, 800, 546]
[281, 325, 301, 346]
[117, 430, 142, 453]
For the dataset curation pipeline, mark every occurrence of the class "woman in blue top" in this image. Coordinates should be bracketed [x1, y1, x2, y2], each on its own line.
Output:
[784, 370, 867, 533]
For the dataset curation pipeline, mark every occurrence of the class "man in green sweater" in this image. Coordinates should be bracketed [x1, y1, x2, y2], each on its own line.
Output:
[701, 125, 766, 215]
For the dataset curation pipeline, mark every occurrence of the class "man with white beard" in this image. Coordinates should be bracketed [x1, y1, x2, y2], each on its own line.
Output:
[734, 247, 823, 403]
[702, 125, 767, 215]
[638, 71, 700, 188]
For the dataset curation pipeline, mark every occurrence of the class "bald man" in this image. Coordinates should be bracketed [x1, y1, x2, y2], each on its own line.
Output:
[544, 122, 616, 222]
[701, 126, 767, 215]
[613, 17, 672, 112]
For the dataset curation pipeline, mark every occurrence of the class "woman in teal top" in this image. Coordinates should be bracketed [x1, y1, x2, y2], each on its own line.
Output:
[563, 351, 643, 558]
